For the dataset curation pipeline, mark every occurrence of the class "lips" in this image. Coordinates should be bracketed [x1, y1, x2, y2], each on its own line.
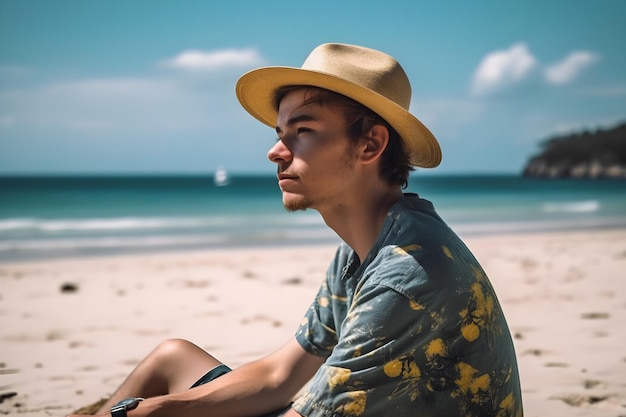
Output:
[278, 173, 298, 181]
[277, 173, 298, 189]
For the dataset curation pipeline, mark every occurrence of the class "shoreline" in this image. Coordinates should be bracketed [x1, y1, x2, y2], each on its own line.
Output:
[3, 220, 626, 265]
[1, 228, 625, 416]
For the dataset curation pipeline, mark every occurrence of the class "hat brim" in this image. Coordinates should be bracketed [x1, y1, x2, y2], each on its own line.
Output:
[236, 67, 442, 168]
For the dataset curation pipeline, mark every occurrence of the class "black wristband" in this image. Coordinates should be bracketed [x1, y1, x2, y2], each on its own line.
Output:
[110, 397, 144, 417]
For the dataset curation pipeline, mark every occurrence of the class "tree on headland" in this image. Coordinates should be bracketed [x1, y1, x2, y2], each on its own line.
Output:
[522, 121, 626, 179]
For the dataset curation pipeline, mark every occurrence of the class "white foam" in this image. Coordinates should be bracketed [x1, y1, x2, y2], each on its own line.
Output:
[542, 200, 600, 213]
[0, 213, 325, 234]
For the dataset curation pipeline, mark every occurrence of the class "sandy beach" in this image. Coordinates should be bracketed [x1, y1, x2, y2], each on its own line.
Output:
[1, 229, 625, 417]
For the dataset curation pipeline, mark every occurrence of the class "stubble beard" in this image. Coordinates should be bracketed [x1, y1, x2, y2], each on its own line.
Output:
[282, 194, 312, 212]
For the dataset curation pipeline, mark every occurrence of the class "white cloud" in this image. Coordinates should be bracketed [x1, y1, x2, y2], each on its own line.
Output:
[0, 74, 241, 134]
[162, 47, 265, 70]
[470, 43, 537, 96]
[543, 51, 600, 85]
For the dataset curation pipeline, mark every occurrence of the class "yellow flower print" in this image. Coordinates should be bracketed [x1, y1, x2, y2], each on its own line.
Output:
[499, 392, 513, 409]
[455, 362, 491, 395]
[403, 360, 421, 378]
[328, 367, 351, 389]
[393, 244, 422, 256]
[383, 355, 421, 379]
[470, 282, 495, 324]
[459, 266, 499, 343]
[409, 299, 425, 311]
[336, 390, 367, 416]
[496, 392, 521, 417]
[384, 352, 423, 402]
[424, 338, 447, 359]
[461, 322, 480, 342]
[383, 359, 403, 378]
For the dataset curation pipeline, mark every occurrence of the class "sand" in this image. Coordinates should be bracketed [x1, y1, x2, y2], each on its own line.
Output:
[1, 229, 625, 416]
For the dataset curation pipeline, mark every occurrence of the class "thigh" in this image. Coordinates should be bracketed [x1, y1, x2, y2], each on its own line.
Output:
[189, 364, 293, 417]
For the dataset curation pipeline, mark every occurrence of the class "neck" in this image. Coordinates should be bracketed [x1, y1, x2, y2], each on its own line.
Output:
[319, 182, 404, 262]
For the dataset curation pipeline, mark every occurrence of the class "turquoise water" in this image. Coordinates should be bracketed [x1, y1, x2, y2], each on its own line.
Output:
[1, 175, 625, 261]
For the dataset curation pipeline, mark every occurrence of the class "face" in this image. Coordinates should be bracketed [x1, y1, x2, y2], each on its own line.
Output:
[268, 88, 359, 212]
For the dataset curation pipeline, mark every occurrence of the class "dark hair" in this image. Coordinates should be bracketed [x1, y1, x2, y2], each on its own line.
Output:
[275, 86, 414, 187]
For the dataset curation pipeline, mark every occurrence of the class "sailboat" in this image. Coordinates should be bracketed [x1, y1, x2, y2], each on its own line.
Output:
[214, 167, 229, 187]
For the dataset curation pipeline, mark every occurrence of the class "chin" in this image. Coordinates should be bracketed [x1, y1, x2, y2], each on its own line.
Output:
[282, 194, 311, 212]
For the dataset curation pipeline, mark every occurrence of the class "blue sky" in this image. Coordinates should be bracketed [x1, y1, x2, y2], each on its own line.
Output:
[1, 0, 625, 175]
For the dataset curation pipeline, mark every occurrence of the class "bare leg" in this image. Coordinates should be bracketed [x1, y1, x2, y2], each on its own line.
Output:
[95, 339, 222, 414]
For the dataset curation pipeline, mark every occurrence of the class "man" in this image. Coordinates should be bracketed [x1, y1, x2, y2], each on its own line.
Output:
[71, 43, 522, 417]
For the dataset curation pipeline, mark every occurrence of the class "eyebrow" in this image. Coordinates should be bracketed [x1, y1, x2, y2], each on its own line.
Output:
[275, 114, 318, 134]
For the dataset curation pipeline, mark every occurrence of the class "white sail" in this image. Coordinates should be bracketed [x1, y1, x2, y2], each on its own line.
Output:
[214, 167, 229, 186]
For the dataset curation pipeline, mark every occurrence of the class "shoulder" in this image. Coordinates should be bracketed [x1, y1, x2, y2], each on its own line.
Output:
[361, 234, 482, 310]
[363, 222, 461, 281]
[373, 195, 485, 289]
[385, 195, 453, 250]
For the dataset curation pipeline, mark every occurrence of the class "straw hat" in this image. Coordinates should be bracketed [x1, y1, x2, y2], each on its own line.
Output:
[235, 43, 441, 168]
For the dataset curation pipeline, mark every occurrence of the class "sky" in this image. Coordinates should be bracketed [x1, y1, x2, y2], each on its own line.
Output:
[0, 0, 625, 176]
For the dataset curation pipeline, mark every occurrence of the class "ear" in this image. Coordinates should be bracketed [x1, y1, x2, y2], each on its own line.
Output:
[358, 124, 389, 165]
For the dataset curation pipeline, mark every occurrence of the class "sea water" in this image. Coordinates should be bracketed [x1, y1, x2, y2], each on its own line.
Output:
[1, 175, 625, 262]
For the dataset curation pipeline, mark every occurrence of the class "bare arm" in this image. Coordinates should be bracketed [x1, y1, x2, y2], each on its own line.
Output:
[128, 337, 322, 417]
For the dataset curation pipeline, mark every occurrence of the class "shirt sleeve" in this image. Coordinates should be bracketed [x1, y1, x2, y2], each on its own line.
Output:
[295, 245, 353, 358]
[295, 279, 339, 358]
[293, 281, 442, 417]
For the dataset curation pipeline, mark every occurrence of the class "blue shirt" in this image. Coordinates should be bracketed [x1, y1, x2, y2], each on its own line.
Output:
[292, 194, 522, 417]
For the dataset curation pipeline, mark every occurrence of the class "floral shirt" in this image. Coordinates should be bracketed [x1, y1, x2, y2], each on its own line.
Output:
[292, 194, 522, 417]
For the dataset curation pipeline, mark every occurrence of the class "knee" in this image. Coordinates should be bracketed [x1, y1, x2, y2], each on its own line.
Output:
[146, 339, 222, 388]
[151, 338, 199, 365]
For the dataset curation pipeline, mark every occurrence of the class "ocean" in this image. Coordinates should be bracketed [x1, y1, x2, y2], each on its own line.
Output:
[1, 174, 625, 262]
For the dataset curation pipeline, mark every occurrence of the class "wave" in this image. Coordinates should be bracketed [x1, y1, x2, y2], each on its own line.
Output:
[2, 215, 625, 262]
[542, 200, 600, 213]
[454, 216, 626, 237]
[0, 214, 324, 234]
[0, 217, 214, 232]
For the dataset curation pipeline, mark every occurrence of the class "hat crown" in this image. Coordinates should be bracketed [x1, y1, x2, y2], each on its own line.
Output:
[301, 43, 412, 110]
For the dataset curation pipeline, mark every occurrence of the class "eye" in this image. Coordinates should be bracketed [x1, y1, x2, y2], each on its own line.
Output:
[297, 127, 313, 135]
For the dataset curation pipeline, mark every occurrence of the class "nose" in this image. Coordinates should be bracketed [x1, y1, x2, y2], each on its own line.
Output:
[267, 139, 292, 164]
